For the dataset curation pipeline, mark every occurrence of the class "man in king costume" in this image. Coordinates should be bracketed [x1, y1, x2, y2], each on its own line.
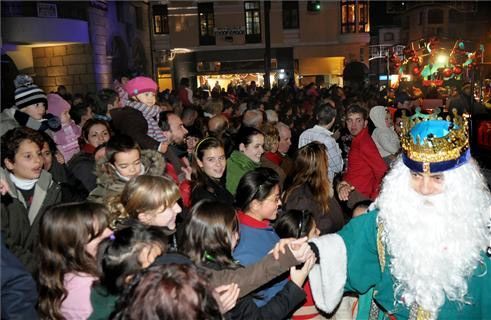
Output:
[308, 110, 491, 319]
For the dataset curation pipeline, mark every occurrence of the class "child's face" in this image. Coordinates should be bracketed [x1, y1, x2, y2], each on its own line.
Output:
[140, 202, 182, 230]
[41, 142, 53, 171]
[113, 149, 142, 179]
[136, 92, 156, 107]
[4, 139, 43, 180]
[60, 109, 71, 125]
[85, 226, 112, 258]
[22, 102, 46, 120]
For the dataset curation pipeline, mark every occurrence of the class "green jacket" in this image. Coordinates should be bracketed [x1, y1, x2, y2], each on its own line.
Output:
[0, 168, 62, 273]
[88, 285, 118, 320]
[225, 150, 259, 195]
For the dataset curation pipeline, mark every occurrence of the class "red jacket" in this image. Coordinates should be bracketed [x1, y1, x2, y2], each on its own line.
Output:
[344, 128, 387, 199]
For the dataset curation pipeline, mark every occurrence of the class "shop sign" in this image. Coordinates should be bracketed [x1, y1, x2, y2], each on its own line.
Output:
[37, 3, 57, 18]
[214, 27, 245, 36]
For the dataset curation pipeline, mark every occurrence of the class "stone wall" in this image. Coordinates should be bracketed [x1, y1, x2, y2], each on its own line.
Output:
[32, 44, 96, 94]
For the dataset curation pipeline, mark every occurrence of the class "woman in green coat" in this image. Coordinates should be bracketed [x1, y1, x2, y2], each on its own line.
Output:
[225, 126, 264, 195]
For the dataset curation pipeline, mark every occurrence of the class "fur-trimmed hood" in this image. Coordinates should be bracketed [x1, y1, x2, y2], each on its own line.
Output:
[88, 149, 166, 203]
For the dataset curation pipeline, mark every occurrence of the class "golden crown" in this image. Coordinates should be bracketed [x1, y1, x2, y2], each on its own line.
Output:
[400, 108, 469, 164]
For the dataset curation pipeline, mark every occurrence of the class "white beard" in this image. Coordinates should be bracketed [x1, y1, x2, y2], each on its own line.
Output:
[376, 158, 490, 317]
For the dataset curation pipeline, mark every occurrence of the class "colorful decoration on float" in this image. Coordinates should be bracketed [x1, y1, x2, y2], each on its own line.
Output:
[389, 38, 484, 82]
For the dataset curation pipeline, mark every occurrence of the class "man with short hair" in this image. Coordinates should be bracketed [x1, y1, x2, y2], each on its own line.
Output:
[275, 122, 293, 176]
[337, 105, 387, 201]
[309, 112, 491, 319]
[298, 103, 343, 182]
[242, 109, 264, 129]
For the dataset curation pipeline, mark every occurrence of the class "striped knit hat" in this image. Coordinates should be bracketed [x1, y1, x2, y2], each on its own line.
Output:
[14, 74, 47, 110]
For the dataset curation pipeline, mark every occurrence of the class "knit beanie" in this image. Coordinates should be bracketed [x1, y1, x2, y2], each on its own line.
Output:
[124, 76, 158, 97]
[47, 93, 71, 118]
[14, 74, 47, 109]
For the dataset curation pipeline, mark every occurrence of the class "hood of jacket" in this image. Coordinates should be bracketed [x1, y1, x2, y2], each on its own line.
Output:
[95, 149, 166, 189]
[369, 106, 390, 129]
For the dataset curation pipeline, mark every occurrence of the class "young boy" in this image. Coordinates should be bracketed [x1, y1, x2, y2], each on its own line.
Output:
[123, 76, 167, 143]
[1, 127, 62, 273]
[0, 74, 60, 137]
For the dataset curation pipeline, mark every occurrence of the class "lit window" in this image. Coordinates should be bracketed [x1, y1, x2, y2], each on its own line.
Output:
[198, 2, 215, 45]
[153, 5, 168, 34]
[341, 0, 369, 34]
[244, 1, 261, 43]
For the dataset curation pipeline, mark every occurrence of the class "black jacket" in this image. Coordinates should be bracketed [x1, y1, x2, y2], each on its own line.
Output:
[191, 176, 234, 206]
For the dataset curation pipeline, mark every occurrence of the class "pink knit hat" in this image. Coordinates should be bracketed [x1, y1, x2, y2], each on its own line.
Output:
[124, 76, 158, 97]
[47, 93, 71, 117]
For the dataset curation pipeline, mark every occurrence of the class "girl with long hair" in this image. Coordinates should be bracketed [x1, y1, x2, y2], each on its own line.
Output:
[191, 137, 234, 206]
[38, 202, 112, 320]
[107, 174, 181, 232]
[182, 200, 315, 319]
[283, 142, 345, 235]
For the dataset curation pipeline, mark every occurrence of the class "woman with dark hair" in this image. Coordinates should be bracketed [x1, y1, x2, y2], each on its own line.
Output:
[225, 126, 264, 195]
[38, 202, 111, 320]
[111, 264, 222, 320]
[233, 167, 288, 306]
[181, 200, 315, 319]
[191, 137, 234, 206]
[283, 142, 345, 235]
[67, 119, 111, 193]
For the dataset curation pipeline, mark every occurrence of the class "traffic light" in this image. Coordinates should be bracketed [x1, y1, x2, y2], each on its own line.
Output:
[307, 1, 321, 12]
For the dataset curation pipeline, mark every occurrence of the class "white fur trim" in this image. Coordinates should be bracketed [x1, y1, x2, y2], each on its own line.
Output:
[309, 234, 347, 314]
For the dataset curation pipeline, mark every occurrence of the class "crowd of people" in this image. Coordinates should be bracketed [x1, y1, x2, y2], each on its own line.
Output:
[1, 72, 490, 320]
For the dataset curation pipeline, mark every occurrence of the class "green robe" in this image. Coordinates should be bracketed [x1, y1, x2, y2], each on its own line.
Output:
[343, 211, 491, 319]
[311, 210, 491, 319]
[225, 150, 259, 195]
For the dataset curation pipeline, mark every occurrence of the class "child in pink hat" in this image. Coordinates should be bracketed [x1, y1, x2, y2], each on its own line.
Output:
[123, 76, 166, 143]
[47, 93, 81, 162]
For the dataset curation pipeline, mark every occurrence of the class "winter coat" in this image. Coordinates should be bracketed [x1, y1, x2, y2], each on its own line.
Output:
[0, 168, 62, 273]
[1, 237, 38, 319]
[226, 150, 260, 195]
[284, 184, 345, 235]
[369, 106, 400, 158]
[87, 150, 166, 204]
[67, 148, 97, 194]
[191, 176, 234, 207]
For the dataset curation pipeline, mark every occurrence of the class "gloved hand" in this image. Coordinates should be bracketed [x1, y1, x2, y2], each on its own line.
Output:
[39, 113, 62, 132]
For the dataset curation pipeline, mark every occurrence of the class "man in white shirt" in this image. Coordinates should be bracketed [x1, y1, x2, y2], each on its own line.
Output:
[298, 103, 343, 182]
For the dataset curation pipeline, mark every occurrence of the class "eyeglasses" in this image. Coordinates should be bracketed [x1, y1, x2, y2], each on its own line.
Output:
[297, 210, 307, 239]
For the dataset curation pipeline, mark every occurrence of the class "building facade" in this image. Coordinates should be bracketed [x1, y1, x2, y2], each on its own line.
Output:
[150, 0, 370, 90]
[2, 1, 152, 102]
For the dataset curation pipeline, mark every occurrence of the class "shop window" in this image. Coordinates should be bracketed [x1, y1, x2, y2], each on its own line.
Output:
[428, 9, 443, 24]
[198, 2, 216, 45]
[244, 1, 261, 43]
[153, 5, 169, 35]
[341, 0, 369, 33]
[283, 1, 299, 29]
